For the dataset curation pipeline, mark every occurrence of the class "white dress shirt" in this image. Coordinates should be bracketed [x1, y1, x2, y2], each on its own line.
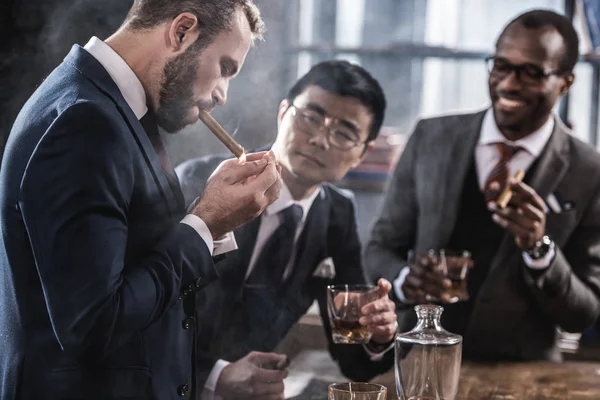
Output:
[201, 183, 320, 400]
[83, 37, 236, 256]
[393, 108, 556, 302]
[202, 183, 391, 399]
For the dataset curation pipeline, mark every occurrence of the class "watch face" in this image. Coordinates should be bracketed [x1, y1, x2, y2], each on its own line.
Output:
[530, 236, 551, 259]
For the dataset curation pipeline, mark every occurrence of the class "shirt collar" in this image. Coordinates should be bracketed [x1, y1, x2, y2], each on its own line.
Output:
[478, 108, 554, 157]
[264, 182, 321, 223]
[83, 37, 148, 119]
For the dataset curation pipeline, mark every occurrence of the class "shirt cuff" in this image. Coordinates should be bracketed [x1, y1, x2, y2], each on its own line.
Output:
[393, 266, 412, 303]
[213, 231, 238, 256]
[180, 214, 214, 256]
[363, 341, 395, 361]
[201, 359, 230, 400]
[522, 242, 556, 270]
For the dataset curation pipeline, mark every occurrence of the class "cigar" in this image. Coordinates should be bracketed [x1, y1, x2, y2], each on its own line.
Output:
[198, 110, 245, 161]
[497, 170, 525, 208]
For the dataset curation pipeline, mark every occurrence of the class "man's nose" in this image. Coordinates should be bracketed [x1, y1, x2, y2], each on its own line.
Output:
[497, 69, 523, 93]
[307, 123, 331, 150]
[212, 79, 229, 106]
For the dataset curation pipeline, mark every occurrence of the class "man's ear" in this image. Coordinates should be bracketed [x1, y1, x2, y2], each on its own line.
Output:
[277, 99, 291, 128]
[561, 72, 575, 95]
[350, 140, 375, 169]
[167, 12, 200, 54]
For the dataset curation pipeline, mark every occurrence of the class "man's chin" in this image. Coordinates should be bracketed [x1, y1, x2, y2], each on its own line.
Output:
[157, 114, 196, 134]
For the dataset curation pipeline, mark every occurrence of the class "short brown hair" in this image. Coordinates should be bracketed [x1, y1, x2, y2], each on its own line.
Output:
[125, 0, 265, 47]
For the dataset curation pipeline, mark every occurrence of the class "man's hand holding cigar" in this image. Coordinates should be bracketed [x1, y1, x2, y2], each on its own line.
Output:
[487, 176, 547, 251]
[192, 150, 282, 240]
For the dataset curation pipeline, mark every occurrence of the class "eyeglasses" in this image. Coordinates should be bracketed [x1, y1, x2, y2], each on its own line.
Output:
[289, 104, 367, 151]
[486, 56, 564, 85]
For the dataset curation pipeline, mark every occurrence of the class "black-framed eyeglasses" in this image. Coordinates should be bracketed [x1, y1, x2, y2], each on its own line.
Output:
[485, 55, 564, 85]
[289, 104, 367, 151]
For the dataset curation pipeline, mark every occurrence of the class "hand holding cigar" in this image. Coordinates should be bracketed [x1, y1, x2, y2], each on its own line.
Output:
[497, 170, 525, 208]
[489, 170, 547, 251]
[198, 110, 246, 162]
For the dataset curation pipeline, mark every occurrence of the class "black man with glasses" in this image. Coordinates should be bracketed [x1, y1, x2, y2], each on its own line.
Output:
[176, 61, 396, 399]
[366, 9, 600, 362]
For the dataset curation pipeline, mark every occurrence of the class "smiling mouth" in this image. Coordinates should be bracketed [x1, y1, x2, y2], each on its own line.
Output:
[496, 96, 526, 111]
[297, 152, 325, 167]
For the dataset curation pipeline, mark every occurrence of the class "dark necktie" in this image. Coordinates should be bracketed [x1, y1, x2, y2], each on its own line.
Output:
[246, 204, 304, 286]
[139, 110, 179, 187]
[484, 142, 522, 202]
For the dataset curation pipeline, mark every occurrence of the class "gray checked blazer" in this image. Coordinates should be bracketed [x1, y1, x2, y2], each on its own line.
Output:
[365, 109, 600, 361]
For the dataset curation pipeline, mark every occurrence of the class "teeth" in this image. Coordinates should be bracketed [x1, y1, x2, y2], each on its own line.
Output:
[498, 97, 525, 108]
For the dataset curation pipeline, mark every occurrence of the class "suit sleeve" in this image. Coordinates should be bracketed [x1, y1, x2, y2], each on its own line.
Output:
[522, 183, 600, 332]
[19, 102, 217, 361]
[316, 193, 393, 382]
[363, 123, 421, 299]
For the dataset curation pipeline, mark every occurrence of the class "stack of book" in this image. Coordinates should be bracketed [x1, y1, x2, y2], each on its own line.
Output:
[338, 127, 406, 192]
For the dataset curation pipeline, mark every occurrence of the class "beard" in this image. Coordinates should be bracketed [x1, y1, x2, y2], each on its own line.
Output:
[156, 46, 209, 133]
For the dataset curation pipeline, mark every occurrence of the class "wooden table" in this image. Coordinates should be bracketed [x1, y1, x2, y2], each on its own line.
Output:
[371, 361, 600, 400]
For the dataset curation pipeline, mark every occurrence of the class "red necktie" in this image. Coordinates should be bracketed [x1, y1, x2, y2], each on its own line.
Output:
[484, 142, 521, 202]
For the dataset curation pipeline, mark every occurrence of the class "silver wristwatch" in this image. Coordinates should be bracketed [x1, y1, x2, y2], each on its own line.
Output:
[526, 235, 553, 260]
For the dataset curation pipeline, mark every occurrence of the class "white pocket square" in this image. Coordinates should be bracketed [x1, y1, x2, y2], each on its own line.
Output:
[313, 257, 336, 279]
[546, 193, 561, 213]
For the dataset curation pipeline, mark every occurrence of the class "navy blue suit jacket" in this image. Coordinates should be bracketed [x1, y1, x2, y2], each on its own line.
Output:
[176, 154, 394, 388]
[0, 45, 217, 399]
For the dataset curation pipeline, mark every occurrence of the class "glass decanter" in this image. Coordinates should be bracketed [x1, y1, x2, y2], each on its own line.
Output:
[395, 305, 462, 400]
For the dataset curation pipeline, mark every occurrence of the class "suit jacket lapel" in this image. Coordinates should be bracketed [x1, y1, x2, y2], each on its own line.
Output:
[433, 111, 486, 249]
[488, 117, 571, 274]
[64, 45, 184, 216]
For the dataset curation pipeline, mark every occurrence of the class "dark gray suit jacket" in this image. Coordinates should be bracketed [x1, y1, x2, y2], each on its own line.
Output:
[365, 109, 600, 361]
[176, 154, 394, 387]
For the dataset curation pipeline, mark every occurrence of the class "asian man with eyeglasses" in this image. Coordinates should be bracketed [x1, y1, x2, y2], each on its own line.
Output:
[176, 61, 397, 400]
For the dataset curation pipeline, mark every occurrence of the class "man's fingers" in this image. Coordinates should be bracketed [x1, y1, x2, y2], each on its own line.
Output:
[263, 167, 283, 203]
[377, 278, 392, 297]
[402, 285, 423, 303]
[361, 297, 394, 316]
[244, 151, 270, 162]
[249, 352, 288, 369]
[491, 213, 532, 238]
[408, 263, 426, 278]
[254, 367, 288, 383]
[421, 282, 450, 301]
[495, 207, 539, 231]
[510, 181, 546, 211]
[244, 162, 281, 194]
[219, 158, 269, 183]
[404, 274, 423, 289]
[360, 310, 397, 326]
[422, 269, 452, 289]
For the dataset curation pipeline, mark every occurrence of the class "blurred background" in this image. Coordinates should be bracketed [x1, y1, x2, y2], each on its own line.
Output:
[2, 1, 600, 389]
[1, 0, 600, 240]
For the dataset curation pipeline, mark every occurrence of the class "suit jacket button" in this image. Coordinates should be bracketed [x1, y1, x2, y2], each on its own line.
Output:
[182, 316, 196, 330]
[177, 383, 189, 396]
[195, 277, 202, 288]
